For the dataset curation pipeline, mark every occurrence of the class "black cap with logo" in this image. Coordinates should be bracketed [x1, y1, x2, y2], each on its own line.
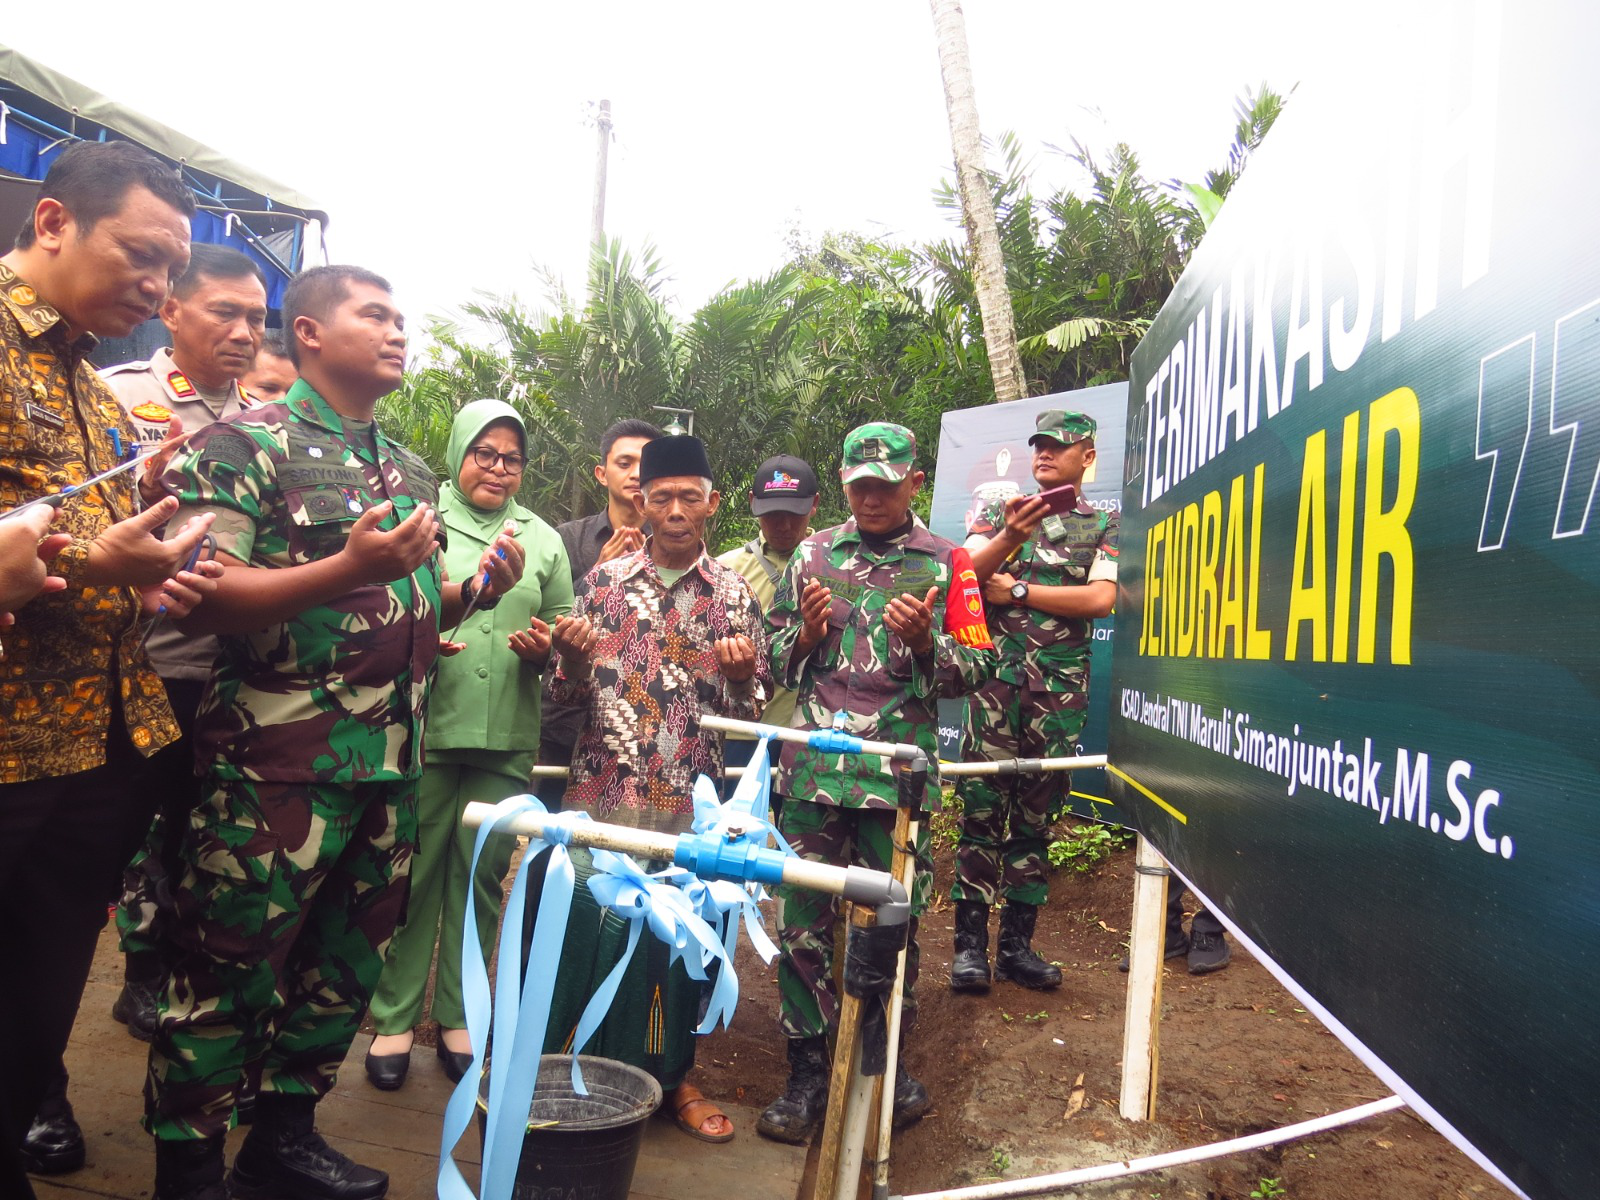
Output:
[750, 455, 819, 515]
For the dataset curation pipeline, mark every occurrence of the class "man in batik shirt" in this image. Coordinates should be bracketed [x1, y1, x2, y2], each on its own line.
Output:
[548, 433, 770, 1142]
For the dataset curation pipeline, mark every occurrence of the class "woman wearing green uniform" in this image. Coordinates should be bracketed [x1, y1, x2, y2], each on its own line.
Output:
[364, 399, 573, 1089]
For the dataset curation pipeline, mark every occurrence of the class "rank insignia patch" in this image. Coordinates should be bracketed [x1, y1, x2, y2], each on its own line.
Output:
[131, 401, 175, 423]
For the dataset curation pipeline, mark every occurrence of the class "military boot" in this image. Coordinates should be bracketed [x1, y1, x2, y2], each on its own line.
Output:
[228, 1094, 388, 1200]
[994, 901, 1062, 989]
[153, 1136, 227, 1200]
[756, 1035, 830, 1144]
[948, 900, 992, 992]
[891, 1068, 932, 1129]
[111, 956, 164, 1043]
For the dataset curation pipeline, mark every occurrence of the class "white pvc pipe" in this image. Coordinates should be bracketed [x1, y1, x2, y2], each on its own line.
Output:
[527, 758, 1106, 780]
[939, 755, 1106, 776]
[891, 1095, 1405, 1200]
[699, 714, 922, 762]
[460, 801, 898, 903]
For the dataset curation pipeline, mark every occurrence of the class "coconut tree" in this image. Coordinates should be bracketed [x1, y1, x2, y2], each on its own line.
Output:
[928, 0, 1026, 403]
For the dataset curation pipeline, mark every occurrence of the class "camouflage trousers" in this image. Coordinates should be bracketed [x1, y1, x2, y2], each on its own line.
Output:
[775, 801, 931, 1040]
[951, 682, 1087, 907]
[144, 775, 418, 1140]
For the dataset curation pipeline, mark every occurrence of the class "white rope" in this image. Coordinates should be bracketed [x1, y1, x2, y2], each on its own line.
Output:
[892, 1095, 1406, 1200]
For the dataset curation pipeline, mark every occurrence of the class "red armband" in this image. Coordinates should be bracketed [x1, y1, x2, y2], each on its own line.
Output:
[943, 548, 994, 649]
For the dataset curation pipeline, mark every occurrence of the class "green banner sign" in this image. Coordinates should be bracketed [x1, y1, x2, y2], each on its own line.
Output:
[1107, 5, 1596, 1198]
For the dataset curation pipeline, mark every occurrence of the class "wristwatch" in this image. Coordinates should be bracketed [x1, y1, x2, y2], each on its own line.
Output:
[462, 578, 503, 611]
[1009, 580, 1029, 605]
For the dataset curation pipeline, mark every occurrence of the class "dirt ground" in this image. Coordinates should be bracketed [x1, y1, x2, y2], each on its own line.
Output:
[374, 829, 1516, 1200]
[682, 832, 1516, 1200]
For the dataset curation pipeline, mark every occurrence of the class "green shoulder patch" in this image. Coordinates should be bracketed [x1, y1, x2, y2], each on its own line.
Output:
[198, 430, 258, 475]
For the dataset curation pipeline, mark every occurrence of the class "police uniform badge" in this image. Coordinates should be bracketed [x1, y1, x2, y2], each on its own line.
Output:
[167, 370, 197, 399]
[131, 401, 175, 424]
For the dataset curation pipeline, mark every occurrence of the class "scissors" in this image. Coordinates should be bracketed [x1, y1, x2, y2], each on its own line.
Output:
[444, 520, 519, 640]
[134, 532, 218, 652]
[0, 437, 186, 525]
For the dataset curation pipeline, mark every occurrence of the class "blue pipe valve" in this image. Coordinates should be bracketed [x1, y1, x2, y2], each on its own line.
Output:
[807, 727, 864, 755]
[673, 828, 789, 888]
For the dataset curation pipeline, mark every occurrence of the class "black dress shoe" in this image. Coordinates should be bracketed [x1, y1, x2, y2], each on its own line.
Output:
[364, 1046, 410, 1092]
[20, 1109, 86, 1175]
[435, 1040, 474, 1084]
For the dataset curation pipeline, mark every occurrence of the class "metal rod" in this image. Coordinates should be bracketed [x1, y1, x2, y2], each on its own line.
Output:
[0, 441, 178, 524]
[891, 1095, 1406, 1200]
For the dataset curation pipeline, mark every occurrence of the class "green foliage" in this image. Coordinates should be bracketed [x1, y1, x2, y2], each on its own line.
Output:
[928, 788, 964, 851]
[1250, 1178, 1288, 1199]
[1046, 822, 1132, 872]
[382, 87, 1285, 544]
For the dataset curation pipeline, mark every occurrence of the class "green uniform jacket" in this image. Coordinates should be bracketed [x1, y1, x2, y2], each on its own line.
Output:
[427, 399, 573, 771]
[767, 517, 996, 811]
[165, 380, 443, 784]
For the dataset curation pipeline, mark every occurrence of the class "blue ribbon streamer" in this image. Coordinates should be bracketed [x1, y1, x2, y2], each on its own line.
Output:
[436, 796, 589, 1200]
[436, 743, 794, 1198]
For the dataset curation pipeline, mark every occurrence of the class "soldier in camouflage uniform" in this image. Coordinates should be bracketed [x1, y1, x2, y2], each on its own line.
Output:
[144, 266, 523, 1200]
[757, 422, 996, 1145]
[949, 410, 1119, 993]
[101, 244, 271, 1046]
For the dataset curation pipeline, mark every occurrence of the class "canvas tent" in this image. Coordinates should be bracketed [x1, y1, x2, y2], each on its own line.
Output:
[0, 42, 325, 314]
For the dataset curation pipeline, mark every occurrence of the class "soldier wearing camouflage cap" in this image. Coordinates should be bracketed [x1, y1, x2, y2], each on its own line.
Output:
[949, 409, 1118, 994]
[757, 422, 996, 1145]
[144, 266, 525, 1200]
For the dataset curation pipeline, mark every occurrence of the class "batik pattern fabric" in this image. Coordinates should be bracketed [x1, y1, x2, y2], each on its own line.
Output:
[0, 261, 176, 782]
[547, 544, 770, 834]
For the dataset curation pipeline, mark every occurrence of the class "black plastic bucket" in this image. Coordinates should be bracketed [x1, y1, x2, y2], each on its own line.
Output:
[476, 1054, 663, 1200]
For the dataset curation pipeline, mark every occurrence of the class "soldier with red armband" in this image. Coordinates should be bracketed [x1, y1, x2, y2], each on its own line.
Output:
[757, 421, 996, 1145]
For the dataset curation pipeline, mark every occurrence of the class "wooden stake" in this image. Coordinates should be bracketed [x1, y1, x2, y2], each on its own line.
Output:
[1119, 835, 1169, 1120]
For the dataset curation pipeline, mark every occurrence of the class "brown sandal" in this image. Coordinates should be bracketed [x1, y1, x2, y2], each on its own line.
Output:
[671, 1083, 734, 1144]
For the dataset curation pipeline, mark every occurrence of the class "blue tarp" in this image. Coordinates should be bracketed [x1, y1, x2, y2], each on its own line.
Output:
[1, 43, 324, 310]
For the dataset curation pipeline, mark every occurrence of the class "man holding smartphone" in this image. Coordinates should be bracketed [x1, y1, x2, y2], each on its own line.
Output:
[948, 410, 1118, 992]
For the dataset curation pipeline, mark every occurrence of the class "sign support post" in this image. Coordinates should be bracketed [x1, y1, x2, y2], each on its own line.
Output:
[1118, 835, 1169, 1120]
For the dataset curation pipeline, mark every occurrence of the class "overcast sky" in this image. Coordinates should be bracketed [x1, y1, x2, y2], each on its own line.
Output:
[4, 1, 1386, 332]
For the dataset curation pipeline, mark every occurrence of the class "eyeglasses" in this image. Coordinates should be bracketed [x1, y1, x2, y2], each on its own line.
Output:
[471, 446, 526, 474]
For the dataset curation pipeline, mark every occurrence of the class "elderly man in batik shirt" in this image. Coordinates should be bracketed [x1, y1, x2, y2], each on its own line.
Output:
[546, 433, 771, 1143]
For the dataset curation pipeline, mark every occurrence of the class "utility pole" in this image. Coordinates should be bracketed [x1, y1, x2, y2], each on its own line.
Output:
[590, 98, 613, 252]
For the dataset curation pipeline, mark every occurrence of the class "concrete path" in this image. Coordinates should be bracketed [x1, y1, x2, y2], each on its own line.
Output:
[32, 926, 805, 1200]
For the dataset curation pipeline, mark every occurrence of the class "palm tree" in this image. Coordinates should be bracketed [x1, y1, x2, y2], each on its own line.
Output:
[928, 0, 1026, 403]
